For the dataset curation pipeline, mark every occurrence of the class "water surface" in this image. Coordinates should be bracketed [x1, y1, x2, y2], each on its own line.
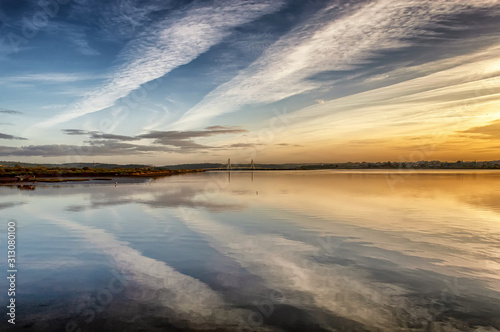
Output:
[1, 170, 500, 331]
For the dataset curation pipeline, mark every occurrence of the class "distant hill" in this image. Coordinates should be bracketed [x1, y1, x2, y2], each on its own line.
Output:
[0, 161, 304, 170]
[159, 163, 225, 170]
[159, 163, 305, 170]
[0, 161, 152, 169]
[2, 160, 500, 170]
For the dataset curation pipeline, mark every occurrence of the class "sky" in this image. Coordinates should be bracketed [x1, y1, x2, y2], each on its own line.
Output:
[0, 0, 500, 165]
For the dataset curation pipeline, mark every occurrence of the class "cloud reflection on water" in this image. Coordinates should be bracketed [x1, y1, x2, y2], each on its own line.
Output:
[4, 170, 500, 331]
[25, 209, 273, 331]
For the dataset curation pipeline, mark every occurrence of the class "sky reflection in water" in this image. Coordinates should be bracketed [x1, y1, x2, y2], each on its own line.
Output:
[1, 170, 500, 331]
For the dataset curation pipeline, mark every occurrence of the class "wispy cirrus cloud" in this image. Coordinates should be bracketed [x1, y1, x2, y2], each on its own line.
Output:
[94, 0, 170, 38]
[0, 72, 102, 85]
[174, 0, 500, 129]
[285, 45, 500, 135]
[36, 0, 285, 128]
[65, 27, 100, 56]
[38, 20, 101, 56]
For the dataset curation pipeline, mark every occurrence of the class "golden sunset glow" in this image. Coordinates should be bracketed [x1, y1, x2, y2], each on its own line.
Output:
[1, 1, 500, 164]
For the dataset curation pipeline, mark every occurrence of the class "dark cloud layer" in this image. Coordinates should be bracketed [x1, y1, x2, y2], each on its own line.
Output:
[89, 132, 139, 141]
[37, 126, 249, 156]
[0, 132, 27, 140]
[62, 129, 139, 141]
[460, 120, 500, 139]
[137, 127, 246, 147]
[137, 126, 247, 140]
[0, 125, 248, 156]
[61, 129, 88, 135]
[0, 142, 166, 157]
[63, 126, 246, 142]
[0, 202, 25, 210]
[0, 108, 22, 114]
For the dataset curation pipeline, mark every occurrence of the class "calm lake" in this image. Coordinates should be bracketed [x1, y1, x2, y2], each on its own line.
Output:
[1, 170, 500, 331]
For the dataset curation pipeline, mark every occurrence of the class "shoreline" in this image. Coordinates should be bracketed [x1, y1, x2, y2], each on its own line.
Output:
[0, 169, 204, 184]
[2, 168, 500, 185]
[206, 168, 500, 171]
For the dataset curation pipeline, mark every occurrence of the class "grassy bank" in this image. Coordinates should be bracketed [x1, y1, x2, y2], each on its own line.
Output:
[0, 166, 204, 183]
